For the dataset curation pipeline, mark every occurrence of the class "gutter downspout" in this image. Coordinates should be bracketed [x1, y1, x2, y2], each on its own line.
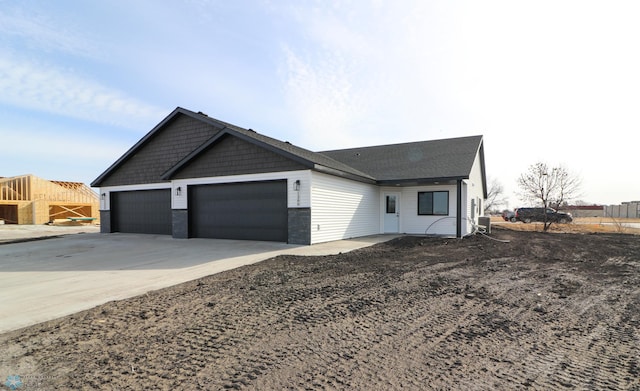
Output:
[456, 180, 462, 238]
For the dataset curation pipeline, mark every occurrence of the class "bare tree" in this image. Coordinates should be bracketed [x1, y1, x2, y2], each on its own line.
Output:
[484, 177, 507, 213]
[517, 162, 581, 231]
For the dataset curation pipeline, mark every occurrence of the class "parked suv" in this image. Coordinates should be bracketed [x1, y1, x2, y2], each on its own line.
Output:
[514, 207, 572, 224]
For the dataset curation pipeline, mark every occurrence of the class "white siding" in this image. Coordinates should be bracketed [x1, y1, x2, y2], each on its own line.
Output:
[469, 150, 486, 209]
[392, 185, 458, 236]
[310, 172, 379, 244]
[464, 150, 486, 234]
[98, 182, 171, 211]
[463, 181, 472, 236]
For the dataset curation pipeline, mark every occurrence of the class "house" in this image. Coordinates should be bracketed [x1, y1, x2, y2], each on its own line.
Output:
[91, 107, 487, 244]
[0, 174, 99, 224]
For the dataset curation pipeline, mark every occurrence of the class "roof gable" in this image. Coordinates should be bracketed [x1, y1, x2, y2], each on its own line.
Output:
[91, 109, 223, 187]
[160, 109, 375, 182]
[167, 133, 309, 179]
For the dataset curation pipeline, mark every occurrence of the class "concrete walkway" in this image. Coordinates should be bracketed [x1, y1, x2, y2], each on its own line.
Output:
[0, 229, 397, 333]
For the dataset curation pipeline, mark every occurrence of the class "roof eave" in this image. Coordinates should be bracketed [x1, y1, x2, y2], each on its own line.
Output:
[478, 139, 488, 199]
[313, 165, 377, 184]
[376, 176, 469, 187]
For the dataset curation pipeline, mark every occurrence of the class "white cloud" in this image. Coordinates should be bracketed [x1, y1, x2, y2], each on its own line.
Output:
[0, 126, 128, 162]
[277, 2, 409, 149]
[1, 0, 638, 203]
[277, 1, 480, 149]
[0, 5, 100, 58]
[0, 3, 166, 131]
[275, 0, 640, 205]
[0, 120, 133, 185]
[0, 55, 166, 130]
[281, 45, 367, 149]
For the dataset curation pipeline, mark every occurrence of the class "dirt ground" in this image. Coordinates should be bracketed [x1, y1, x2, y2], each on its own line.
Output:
[1, 228, 639, 390]
[491, 216, 640, 235]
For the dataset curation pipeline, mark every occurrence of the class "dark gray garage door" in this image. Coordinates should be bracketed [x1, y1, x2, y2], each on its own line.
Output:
[111, 189, 172, 235]
[189, 180, 287, 242]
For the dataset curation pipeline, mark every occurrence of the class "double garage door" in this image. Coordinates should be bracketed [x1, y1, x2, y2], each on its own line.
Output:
[189, 180, 287, 242]
[110, 180, 287, 242]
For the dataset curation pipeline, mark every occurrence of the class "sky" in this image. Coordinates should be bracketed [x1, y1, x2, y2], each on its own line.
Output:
[1, 0, 639, 207]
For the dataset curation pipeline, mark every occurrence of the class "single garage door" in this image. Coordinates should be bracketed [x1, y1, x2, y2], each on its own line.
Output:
[190, 180, 287, 242]
[111, 189, 172, 235]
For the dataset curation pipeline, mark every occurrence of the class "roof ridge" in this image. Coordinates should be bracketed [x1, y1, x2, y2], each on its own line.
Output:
[319, 134, 483, 153]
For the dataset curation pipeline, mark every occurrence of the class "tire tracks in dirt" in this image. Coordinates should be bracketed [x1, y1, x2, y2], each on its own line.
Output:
[1, 232, 639, 390]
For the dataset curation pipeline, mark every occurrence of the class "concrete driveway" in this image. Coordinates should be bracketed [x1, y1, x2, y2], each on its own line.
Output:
[0, 231, 395, 333]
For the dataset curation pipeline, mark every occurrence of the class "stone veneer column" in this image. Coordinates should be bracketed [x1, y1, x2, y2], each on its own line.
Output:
[172, 209, 189, 239]
[99, 210, 111, 233]
[288, 208, 311, 245]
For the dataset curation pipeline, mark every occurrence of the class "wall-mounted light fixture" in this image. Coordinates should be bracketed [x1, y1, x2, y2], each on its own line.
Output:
[101, 193, 106, 200]
[294, 180, 301, 191]
[176, 186, 182, 196]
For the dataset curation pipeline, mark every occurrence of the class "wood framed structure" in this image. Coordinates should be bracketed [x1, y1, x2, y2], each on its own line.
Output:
[0, 175, 99, 224]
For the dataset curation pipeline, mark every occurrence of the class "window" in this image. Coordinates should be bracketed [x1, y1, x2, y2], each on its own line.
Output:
[386, 195, 396, 214]
[418, 191, 449, 215]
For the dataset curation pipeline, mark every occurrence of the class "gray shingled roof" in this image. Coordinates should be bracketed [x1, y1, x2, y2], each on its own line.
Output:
[191, 110, 483, 183]
[180, 110, 376, 182]
[320, 136, 483, 183]
[93, 107, 483, 187]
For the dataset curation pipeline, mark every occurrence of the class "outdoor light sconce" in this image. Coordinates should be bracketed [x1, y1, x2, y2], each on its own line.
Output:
[101, 193, 106, 200]
[294, 180, 301, 191]
[176, 186, 182, 196]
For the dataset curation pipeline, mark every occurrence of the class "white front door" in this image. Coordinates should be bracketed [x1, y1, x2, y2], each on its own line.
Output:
[383, 193, 400, 233]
